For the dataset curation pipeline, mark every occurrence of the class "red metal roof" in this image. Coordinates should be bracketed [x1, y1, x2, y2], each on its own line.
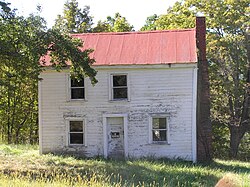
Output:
[41, 29, 197, 66]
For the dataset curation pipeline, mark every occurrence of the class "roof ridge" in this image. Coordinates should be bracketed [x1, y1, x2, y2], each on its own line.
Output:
[71, 28, 196, 36]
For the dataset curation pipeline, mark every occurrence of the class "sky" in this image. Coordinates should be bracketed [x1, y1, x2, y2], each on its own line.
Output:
[9, 0, 178, 30]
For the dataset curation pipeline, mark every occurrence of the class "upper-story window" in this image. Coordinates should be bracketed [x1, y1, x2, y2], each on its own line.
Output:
[70, 76, 85, 100]
[111, 74, 128, 100]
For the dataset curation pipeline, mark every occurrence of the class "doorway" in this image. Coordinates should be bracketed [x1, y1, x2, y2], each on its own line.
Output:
[103, 114, 128, 159]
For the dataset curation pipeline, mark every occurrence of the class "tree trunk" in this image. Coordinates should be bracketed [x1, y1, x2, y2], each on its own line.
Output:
[15, 116, 27, 144]
[229, 126, 246, 158]
[228, 25, 250, 159]
[7, 85, 11, 144]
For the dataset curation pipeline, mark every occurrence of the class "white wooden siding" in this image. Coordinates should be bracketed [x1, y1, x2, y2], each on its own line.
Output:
[39, 64, 197, 160]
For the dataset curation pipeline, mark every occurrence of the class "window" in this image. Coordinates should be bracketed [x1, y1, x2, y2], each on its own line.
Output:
[69, 121, 84, 145]
[151, 117, 169, 143]
[111, 74, 128, 100]
[70, 76, 84, 99]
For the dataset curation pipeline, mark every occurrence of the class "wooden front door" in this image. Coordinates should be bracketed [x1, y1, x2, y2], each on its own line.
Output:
[107, 117, 124, 159]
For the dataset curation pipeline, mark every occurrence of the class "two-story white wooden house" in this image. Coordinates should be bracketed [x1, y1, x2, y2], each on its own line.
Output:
[39, 18, 209, 162]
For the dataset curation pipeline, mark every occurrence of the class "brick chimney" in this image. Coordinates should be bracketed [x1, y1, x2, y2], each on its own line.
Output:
[196, 17, 212, 162]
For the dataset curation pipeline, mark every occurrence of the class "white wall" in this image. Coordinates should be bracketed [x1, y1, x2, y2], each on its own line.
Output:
[39, 64, 197, 160]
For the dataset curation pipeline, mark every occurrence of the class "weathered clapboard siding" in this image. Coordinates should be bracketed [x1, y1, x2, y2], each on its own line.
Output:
[39, 64, 197, 160]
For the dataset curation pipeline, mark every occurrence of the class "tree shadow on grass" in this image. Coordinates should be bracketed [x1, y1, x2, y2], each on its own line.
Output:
[45, 156, 220, 187]
[4, 153, 246, 187]
[208, 160, 250, 174]
[107, 161, 218, 186]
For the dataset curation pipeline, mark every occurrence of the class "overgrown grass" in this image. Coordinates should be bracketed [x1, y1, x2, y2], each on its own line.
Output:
[0, 144, 249, 187]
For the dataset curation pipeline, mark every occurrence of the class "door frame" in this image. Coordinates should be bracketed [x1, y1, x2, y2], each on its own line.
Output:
[103, 114, 128, 158]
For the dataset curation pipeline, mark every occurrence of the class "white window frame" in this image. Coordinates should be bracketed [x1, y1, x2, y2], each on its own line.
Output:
[66, 118, 86, 146]
[148, 114, 170, 144]
[69, 75, 86, 101]
[109, 73, 129, 101]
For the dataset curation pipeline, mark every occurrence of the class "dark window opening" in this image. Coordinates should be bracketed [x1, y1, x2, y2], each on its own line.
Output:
[69, 121, 84, 145]
[71, 77, 84, 99]
[112, 75, 128, 100]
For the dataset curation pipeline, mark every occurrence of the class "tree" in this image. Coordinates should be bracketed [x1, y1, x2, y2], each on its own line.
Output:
[53, 0, 93, 33]
[149, 1, 196, 30]
[140, 1, 212, 162]
[0, 1, 97, 144]
[187, 0, 249, 159]
[93, 12, 133, 32]
[140, 14, 158, 31]
[141, 0, 249, 159]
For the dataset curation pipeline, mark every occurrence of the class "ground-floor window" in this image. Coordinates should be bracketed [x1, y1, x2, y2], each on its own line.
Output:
[152, 117, 167, 141]
[69, 121, 84, 145]
[149, 115, 169, 144]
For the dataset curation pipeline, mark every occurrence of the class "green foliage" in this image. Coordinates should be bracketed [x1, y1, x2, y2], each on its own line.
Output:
[141, 1, 195, 31]
[140, 0, 250, 160]
[212, 121, 230, 159]
[188, 0, 249, 159]
[0, 145, 249, 187]
[140, 14, 159, 31]
[53, 0, 93, 33]
[43, 29, 97, 83]
[238, 132, 250, 161]
[0, 1, 97, 144]
[53, 1, 133, 33]
[0, 144, 38, 155]
[156, 1, 195, 30]
[93, 13, 133, 33]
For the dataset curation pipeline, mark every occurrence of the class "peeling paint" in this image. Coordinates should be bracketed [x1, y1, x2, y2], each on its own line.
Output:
[40, 66, 196, 161]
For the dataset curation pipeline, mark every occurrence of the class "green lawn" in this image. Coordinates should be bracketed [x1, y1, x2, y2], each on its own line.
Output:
[0, 144, 249, 187]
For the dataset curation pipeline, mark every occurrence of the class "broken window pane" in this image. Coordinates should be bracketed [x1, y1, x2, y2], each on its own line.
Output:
[153, 118, 166, 129]
[152, 117, 167, 142]
[152, 130, 167, 141]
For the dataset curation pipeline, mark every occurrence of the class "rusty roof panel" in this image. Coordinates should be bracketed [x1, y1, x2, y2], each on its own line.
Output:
[107, 34, 124, 65]
[147, 32, 162, 64]
[177, 31, 190, 62]
[41, 29, 197, 66]
[134, 32, 149, 64]
[161, 31, 176, 63]
[119, 33, 136, 64]
[92, 34, 111, 65]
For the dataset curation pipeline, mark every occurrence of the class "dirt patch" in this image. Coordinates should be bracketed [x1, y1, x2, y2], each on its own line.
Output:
[215, 173, 240, 187]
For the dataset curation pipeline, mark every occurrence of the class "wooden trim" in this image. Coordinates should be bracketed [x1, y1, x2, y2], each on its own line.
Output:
[148, 114, 170, 144]
[68, 74, 87, 101]
[109, 73, 130, 101]
[41, 63, 197, 72]
[103, 116, 107, 158]
[65, 118, 86, 146]
[38, 77, 43, 154]
[192, 67, 198, 163]
[95, 64, 197, 70]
